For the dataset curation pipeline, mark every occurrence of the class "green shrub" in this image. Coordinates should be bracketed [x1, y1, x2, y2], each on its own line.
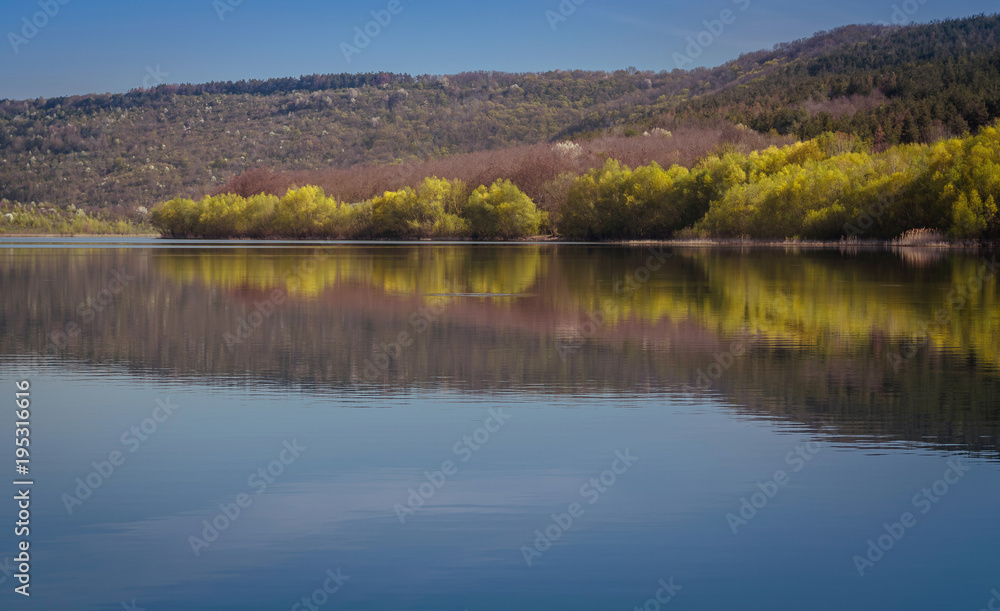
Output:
[152, 198, 200, 237]
[558, 159, 697, 240]
[692, 127, 1000, 240]
[369, 177, 467, 239]
[464, 179, 546, 239]
[273, 186, 339, 238]
[1, 203, 150, 235]
[197, 192, 281, 238]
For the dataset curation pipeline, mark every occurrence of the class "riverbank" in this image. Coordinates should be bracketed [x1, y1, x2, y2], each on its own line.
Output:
[1, 234, 995, 250]
[0, 232, 160, 238]
[611, 235, 998, 249]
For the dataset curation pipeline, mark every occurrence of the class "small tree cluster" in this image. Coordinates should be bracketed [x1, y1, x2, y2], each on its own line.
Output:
[152, 178, 545, 239]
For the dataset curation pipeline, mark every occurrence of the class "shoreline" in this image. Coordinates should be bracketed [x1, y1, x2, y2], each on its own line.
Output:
[0, 233, 160, 238]
[607, 238, 998, 250]
[0, 234, 996, 249]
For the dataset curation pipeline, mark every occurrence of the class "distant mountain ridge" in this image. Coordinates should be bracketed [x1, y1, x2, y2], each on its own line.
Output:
[1, 14, 998, 213]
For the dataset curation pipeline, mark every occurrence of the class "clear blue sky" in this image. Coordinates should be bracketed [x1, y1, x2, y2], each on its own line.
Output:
[0, 0, 995, 99]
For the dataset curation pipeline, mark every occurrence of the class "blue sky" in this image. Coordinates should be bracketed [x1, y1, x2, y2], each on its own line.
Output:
[0, 0, 996, 99]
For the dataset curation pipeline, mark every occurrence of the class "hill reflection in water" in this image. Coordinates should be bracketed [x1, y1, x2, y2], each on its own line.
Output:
[2, 243, 997, 457]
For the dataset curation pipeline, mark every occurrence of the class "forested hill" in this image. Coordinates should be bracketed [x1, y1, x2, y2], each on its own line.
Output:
[673, 14, 1000, 143]
[1, 14, 999, 214]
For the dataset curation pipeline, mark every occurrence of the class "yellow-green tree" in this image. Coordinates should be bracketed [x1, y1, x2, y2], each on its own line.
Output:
[464, 180, 546, 239]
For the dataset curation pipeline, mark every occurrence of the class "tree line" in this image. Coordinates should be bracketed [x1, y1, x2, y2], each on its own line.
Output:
[153, 126, 1000, 241]
[152, 178, 547, 240]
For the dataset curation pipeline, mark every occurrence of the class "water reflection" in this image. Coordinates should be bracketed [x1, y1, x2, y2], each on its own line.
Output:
[2, 244, 996, 456]
[1, 243, 999, 610]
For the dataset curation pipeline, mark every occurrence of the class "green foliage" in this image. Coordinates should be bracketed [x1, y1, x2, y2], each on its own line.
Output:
[198, 192, 278, 238]
[152, 178, 545, 240]
[0, 202, 150, 235]
[420, 177, 469, 217]
[559, 160, 695, 240]
[154, 126, 1000, 242]
[464, 180, 546, 240]
[154, 187, 347, 239]
[677, 15, 1000, 146]
[950, 191, 995, 239]
[273, 186, 336, 238]
[151, 198, 199, 237]
[554, 126, 1000, 241]
[697, 126, 1000, 240]
[370, 178, 469, 238]
[557, 140, 837, 240]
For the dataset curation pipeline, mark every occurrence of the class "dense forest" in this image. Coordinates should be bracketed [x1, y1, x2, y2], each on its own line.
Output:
[3, 14, 1000, 239]
[676, 16, 1000, 143]
[153, 127, 1000, 241]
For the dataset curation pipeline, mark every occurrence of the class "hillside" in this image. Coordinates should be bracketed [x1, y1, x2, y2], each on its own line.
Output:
[674, 14, 1000, 142]
[1, 14, 999, 218]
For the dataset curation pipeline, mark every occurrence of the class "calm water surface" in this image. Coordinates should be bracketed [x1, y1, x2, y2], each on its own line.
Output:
[0, 240, 997, 610]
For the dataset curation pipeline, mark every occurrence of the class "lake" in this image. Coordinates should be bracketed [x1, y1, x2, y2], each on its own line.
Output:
[0, 239, 997, 610]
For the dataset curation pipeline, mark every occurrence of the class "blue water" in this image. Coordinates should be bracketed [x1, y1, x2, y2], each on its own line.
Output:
[0, 242, 997, 610]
